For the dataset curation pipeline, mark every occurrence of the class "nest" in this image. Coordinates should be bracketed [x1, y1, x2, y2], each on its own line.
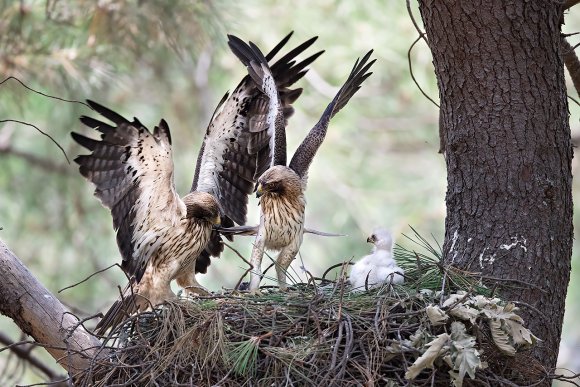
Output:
[75, 232, 547, 386]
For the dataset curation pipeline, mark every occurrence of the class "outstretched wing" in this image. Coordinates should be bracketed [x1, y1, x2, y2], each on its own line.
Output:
[190, 33, 322, 274]
[289, 51, 375, 180]
[72, 100, 181, 282]
[228, 35, 287, 168]
[192, 33, 322, 223]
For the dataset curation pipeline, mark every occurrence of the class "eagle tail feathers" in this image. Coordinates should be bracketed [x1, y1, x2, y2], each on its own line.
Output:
[94, 285, 141, 336]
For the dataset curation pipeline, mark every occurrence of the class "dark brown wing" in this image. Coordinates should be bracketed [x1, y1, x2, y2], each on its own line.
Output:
[72, 100, 180, 282]
[192, 33, 322, 221]
[191, 34, 322, 274]
[228, 35, 287, 168]
[289, 51, 375, 180]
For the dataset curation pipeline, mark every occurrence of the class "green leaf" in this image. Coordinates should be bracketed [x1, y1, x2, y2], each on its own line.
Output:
[228, 337, 260, 377]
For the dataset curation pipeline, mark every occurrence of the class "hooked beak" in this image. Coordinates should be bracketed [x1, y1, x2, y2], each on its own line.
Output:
[255, 183, 264, 198]
[366, 235, 376, 244]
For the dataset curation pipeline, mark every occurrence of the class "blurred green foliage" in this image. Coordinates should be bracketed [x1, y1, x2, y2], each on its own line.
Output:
[0, 0, 578, 384]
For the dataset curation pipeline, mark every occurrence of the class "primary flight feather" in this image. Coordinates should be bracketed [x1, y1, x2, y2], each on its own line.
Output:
[224, 39, 375, 291]
[72, 33, 321, 333]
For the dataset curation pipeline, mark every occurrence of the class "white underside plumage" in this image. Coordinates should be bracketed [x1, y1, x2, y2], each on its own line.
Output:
[136, 218, 213, 305]
[350, 230, 404, 291]
[260, 63, 280, 166]
[249, 191, 306, 290]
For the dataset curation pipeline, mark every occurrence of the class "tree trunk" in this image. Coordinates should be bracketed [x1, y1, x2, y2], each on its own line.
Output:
[418, 0, 572, 378]
[0, 240, 106, 374]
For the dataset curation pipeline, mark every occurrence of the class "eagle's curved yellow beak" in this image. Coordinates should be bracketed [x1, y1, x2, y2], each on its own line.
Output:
[255, 183, 264, 198]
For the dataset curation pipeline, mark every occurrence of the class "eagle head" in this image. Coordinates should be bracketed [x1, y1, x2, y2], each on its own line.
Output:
[367, 227, 393, 250]
[255, 166, 302, 199]
[182, 192, 221, 225]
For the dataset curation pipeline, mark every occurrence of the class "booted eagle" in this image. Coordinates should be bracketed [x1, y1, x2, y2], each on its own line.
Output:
[224, 40, 375, 291]
[350, 228, 404, 291]
[72, 33, 322, 333]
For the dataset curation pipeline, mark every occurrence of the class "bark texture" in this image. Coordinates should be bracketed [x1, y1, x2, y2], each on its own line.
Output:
[0, 240, 105, 374]
[419, 0, 572, 374]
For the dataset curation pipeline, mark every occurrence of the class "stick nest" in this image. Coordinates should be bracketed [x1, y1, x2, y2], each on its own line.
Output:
[75, 234, 546, 386]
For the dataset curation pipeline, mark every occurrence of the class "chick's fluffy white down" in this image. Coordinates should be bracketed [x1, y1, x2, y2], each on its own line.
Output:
[350, 228, 404, 291]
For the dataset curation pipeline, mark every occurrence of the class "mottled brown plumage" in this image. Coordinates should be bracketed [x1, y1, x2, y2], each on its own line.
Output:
[72, 33, 321, 333]
[72, 103, 222, 333]
[240, 48, 376, 291]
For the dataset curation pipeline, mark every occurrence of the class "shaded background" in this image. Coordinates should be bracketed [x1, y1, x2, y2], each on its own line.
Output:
[0, 1, 578, 384]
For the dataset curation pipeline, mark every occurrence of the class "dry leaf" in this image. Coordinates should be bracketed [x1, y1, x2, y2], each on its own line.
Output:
[405, 333, 450, 380]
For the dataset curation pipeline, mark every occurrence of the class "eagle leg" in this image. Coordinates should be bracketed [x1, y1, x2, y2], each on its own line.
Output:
[176, 273, 210, 296]
[248, 233, 266, 291]
[275, 247, 299, 291]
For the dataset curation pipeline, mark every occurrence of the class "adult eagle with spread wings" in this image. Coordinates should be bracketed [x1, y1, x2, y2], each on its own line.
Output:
[72, 33, 322, 333]
[226, 40, 375, 291]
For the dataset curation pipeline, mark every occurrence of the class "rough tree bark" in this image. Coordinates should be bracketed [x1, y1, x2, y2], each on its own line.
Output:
[0, 240, 106, 374]
[418, 0, 572, 378]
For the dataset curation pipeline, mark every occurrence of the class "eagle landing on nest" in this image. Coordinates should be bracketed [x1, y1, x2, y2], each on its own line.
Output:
[72, 33, 322, 333]
[224, 38, 375, 292]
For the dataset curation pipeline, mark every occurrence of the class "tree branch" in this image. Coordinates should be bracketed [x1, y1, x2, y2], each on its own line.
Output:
[562, 36, 580, 99]
[0, 332, 62, 381]
[0, 240, 107, 374]
[564, 0, 580, 11]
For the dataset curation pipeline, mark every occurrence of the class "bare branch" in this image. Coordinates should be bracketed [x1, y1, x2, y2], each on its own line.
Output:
[0, 76, 90, 109]
[562, 36, 580, 98]
[0, 241, 108, 373]
[0, 332, 62, 381]
[564, 0, 580, 10]
[0, 119, 70, 164]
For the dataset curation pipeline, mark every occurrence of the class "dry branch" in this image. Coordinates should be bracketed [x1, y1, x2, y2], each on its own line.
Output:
[562, 36, 580, 98]
[0, 332, 62, 380]
[0, 240, 106, 374]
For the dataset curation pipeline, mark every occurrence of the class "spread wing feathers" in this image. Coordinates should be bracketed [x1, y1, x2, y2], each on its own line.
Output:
[72, 100, 182, 282]
[192, 34, 321, 226]
[289, 50, 375, 179]
[228, 35, 287, 168]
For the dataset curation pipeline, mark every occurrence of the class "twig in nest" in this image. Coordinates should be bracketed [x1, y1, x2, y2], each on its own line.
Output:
[322, 261, 353, 281]
[223, 242, 254, 291]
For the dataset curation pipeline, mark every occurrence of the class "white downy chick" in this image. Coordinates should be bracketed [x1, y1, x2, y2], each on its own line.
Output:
[350, 228, 404, 291]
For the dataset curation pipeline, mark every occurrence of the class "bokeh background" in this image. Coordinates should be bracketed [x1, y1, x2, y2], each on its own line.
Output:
[0, 1, 578, 384]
